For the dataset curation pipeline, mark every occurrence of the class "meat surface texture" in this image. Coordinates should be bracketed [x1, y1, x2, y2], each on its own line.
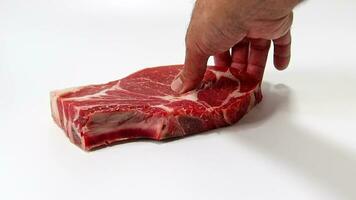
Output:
[50, 65, 262, 151]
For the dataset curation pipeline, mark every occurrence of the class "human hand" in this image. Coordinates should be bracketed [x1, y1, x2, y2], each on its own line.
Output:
[171, 0, 302, 93]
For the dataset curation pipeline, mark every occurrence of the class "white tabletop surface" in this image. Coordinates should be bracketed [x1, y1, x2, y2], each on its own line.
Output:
[1, 0, 356, 199]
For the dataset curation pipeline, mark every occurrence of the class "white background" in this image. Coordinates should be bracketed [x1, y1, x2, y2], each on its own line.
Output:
[1, 0, 356, 199]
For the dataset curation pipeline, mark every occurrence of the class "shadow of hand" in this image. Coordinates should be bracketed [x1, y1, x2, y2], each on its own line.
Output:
[233, 82, 356, 200]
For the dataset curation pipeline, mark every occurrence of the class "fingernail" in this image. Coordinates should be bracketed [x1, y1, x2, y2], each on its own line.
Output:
[171, 76, 183, 93]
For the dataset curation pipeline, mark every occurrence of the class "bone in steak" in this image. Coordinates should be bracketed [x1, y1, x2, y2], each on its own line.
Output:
[50, 65, 262, 151]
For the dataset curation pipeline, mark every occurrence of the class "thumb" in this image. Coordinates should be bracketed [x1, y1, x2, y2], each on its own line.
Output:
[171, 45, 209, 94]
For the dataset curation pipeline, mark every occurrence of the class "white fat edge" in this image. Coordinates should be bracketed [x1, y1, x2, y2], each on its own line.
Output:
[222, 109, 232, 124]
[247, 90, 256, 111]
[73, 106, 80, 122]
[62, 100, 67, 130]
[159, 91, 198, 102]
[247, 85, 260, 111]
[180, 91, 198, 101]
[209, 68, 239, 82]
[67, 119, 74, 141]
[50, 85, 87, 129]
[66, 101, 79, 141]
[50, 87, 78, 126]
[220, 86, 258, 124]
[159, 95, 175, 101]
[219, 87, 244, 107]
[151, 104, 174, 113]
[158, 92, 212, 111]
[72, 88, 110, 101]
[59, 82, 124, 133]
[60, 97, 68, 131]
[51, 85, 86, 97]
[71, 108, 82, 142]
[73, 106, 82, 131]
[65, 82, 123, 101]
[50, 91, 61, 126]
[159, 90, 216, 111]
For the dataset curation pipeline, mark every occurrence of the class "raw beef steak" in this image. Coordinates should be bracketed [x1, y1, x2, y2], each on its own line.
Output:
[51, 65, 262, 151]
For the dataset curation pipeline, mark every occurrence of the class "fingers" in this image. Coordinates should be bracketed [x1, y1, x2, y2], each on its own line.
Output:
[172, 0, 248, 93]
[171, 46, 209, 94]
[231, 38, 249, 72]
[273, 30, 291, 70]
[214, 51, 231, 67]
[246, 39, 271, 81]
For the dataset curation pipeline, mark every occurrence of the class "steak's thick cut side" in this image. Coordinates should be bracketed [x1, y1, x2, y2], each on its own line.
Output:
[51, 65, 262, 151]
